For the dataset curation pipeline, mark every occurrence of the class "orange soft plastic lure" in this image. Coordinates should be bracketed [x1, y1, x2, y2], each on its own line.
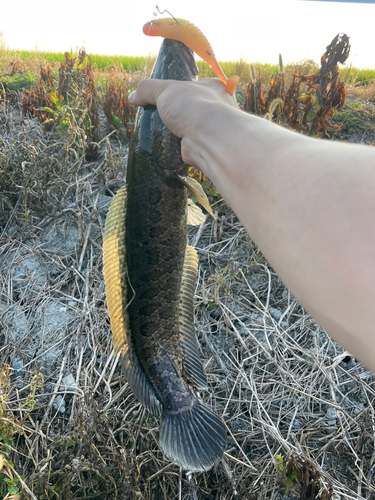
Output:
[143, 18, 239, 96]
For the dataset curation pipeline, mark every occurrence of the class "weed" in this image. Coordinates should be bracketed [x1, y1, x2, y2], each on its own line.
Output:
[0, 32, 374, 500]
[0, 70, 38, 92]
[23, 369, 44, 411]
[244, 33, 349, 137]
[274, 454, 300, 495]
[21, 49, 100, 160]
[0, 365, 19, 439]
[103, 75, 134, 138]
[244, 66, 267, 116]
[58, 50, 100, 160]
[21, 68, 56, 127]
[333, 99, 375, 133]
[189, 168, 220, 200]
[275, 453, 334, 500]
[206, 264, 239, 301]
[0, 458, 22, 499]
[0, 365, 39, 498]
[339, 65, 375, 87]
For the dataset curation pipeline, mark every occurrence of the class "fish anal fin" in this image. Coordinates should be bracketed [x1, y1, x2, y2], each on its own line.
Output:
[121, 348, 161, 417]
[103, 185, 161, 418]
[180, 245, 207, 390]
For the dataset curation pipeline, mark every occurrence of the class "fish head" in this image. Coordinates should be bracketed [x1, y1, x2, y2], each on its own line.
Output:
[130, 39, 198, 180]
[151, 38, 198, 82]
[145, 39, 198, 177]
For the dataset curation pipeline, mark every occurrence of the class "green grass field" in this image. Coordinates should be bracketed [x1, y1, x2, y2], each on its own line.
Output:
[1, 45, 375, 89]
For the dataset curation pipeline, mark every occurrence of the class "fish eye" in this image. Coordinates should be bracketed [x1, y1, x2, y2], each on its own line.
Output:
[164, 51, 174, 65]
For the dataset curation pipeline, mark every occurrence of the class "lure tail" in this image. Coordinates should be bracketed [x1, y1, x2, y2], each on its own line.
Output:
[159, 398, 226, 471]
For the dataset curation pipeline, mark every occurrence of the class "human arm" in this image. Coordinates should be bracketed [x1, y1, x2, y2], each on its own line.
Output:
[129, 79, 375, 372]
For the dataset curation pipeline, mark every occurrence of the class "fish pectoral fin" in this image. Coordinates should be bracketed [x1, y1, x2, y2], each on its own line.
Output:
[187, 198, 205, 226]
[179, 245, 207, 390]
[103, 185, 161, 418]
[178, 175, 215, 219]
[159, 398, 226, 471]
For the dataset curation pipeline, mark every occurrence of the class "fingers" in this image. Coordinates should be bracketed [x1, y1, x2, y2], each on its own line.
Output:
[128, 79, 169, 107]
[186, 78, 239, 108]
[129, 78, 237, 109]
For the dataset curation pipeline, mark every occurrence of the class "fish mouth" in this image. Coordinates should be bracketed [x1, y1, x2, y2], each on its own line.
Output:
[151, 39, 198, 82]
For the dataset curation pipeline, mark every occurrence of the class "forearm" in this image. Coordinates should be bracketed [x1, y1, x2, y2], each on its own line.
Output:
[129, 79, 375, 371]
[191, 102, 375, 371]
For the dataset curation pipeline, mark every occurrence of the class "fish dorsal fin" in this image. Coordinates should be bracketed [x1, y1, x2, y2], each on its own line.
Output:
[179, 245, 207, 390]
[103, 185, 161, 417]
[178, 176, 215, 219]
[187, 198, 205, 226]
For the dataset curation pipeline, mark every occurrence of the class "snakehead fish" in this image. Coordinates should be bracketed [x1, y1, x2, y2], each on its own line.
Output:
[103, 38, 226, 471]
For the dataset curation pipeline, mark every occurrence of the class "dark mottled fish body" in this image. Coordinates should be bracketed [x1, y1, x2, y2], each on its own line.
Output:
[103, 39, 226, 471]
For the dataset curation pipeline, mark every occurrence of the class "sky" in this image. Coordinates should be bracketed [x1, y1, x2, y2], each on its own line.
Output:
[0, 0, 374, 69]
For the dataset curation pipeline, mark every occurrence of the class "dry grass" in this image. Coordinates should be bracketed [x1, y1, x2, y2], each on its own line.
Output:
[346, 82, 375, 100]
[0, 73, 374, 500]
[189, 209, 375, 499]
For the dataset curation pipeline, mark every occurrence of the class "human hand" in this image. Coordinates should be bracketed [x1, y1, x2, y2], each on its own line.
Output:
[129, 78, 238, 166]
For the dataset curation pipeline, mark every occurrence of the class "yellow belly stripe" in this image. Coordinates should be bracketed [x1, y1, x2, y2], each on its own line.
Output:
[103, 185, 129, 355]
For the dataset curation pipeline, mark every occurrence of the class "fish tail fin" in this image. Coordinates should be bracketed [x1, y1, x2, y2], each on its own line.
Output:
[159, 398, 226, 471]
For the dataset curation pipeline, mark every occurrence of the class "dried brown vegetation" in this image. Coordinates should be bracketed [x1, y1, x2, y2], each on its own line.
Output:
[21, 50, 101, 160]
[21, 65, 56, 127]
[103, 75, 134, 138]
[0, 40, 374, 500]
[244, 34, 350, 136]
[1, 170, 374, 498]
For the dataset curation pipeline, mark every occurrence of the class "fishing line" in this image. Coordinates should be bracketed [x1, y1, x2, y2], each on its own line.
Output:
[154, 5, 179, 23]
[146, 5, 180, 36]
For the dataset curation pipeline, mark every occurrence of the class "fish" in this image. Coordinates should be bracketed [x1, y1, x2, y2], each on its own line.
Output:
[103, 38, 226, 471]
[143, 17, 239, 96]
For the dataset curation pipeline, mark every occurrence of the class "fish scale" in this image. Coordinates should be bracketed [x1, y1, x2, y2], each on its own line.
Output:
[103, 38, 226, 471]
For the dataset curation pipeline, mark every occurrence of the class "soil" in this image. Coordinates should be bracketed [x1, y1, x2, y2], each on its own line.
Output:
[0, 93, 374, 500]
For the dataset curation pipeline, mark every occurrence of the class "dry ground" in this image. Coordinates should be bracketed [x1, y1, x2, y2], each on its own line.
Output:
[0, 83, 374, 500]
